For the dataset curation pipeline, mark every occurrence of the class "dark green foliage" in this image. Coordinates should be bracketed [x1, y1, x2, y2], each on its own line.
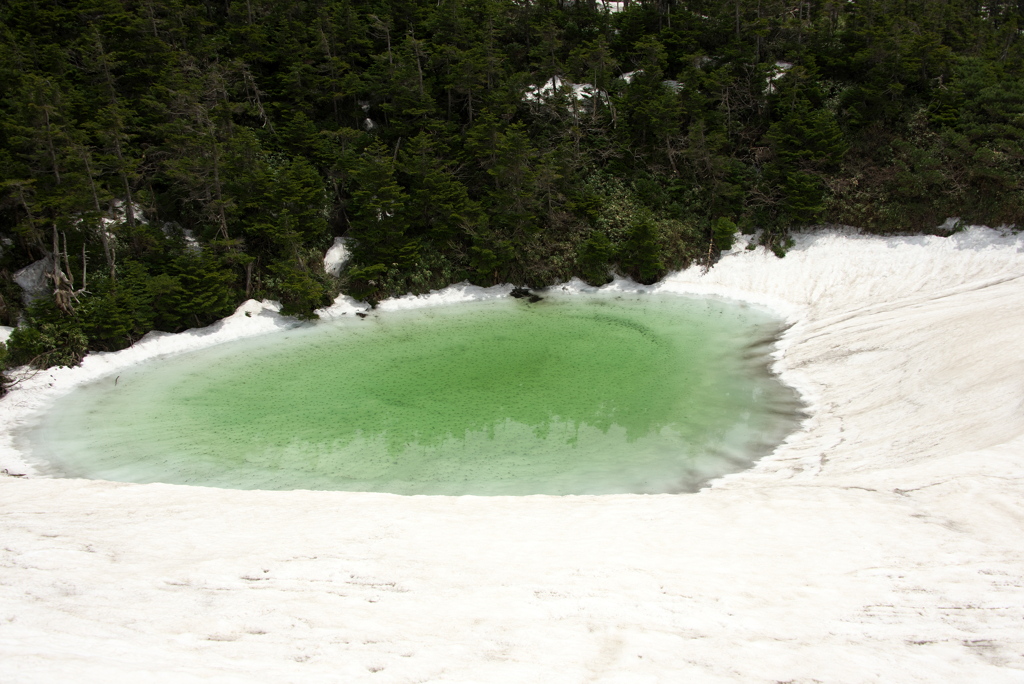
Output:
[349, 140, 410, 262]
[0, 0, 1021, 368]
[398, 132, 478, 243]
[344, 262, 389, 304]
[711, 217, 737, 252]
[269, 259, 333, 319]
[74, 261, 158, 350]
[762, 81, 848, 230]
[618, 213, 665, 285]
[0, 341, 10, 396]
[154, 254, 240, 330]
[0, 271, 23, 327]
[7, 321, 88, 369]
[577, 231, 615, 286]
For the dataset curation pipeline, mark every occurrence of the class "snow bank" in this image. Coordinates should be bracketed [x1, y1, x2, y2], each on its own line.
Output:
[3, 227, 1024, 682]
[323, 236, 350, 277]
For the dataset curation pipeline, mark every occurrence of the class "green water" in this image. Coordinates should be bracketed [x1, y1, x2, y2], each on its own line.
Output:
[26, 293, 803, 494]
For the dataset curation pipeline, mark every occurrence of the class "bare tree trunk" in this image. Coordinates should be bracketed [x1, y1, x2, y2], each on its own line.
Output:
[79, 146, 116, 278]
[319, 28, 341, 124]
[42, 106, 62, 185]
[241, 64, 274, 132]
[49, 225, 85, 314]
[14, 183, 46, 255]
[412, 40, 426, 98]
[209, 123, 230, 240]
[95, 33, 138, 243]
[245, 261, 254, 298]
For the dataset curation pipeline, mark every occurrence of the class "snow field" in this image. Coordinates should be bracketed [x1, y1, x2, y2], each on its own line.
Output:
[2, 227, 1024, 682]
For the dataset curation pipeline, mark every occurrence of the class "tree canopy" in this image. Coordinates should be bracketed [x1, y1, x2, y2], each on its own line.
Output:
[1, 0, 1022, 372]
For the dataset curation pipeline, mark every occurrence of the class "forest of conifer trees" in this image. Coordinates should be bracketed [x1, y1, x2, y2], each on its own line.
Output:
[1, 0, 1022, 378]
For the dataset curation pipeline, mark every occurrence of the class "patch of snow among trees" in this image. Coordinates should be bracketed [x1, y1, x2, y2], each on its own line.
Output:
[766, 60, 794, 93]
[323, 237, 350, 277]
[523, 76, 604, 103]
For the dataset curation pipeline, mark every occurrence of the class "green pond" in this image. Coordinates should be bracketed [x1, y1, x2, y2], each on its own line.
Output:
[25, 292, 803, 495]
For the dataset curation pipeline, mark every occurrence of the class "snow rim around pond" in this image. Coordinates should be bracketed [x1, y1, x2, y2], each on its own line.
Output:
[3, 225, 1024, 683]
[0, 235, 803, 481]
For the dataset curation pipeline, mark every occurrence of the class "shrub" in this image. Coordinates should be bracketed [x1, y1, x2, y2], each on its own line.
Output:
[711, 217, 738, 252]
[7, 321, 88, 369]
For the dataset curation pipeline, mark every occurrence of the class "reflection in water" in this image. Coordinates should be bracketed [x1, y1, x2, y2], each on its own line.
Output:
[25, 293, 803, 494]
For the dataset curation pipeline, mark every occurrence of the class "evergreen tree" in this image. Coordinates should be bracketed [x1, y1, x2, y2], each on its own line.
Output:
[0, 0, 1021, 370]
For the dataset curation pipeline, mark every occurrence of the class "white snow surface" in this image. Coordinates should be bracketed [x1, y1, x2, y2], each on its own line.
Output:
[323, 237, 350, 277]
[4, 227, 1024, 682]
[766, 60, 794, 94]
[0, 325, 12, 345]
[523, 76, 605, 104]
